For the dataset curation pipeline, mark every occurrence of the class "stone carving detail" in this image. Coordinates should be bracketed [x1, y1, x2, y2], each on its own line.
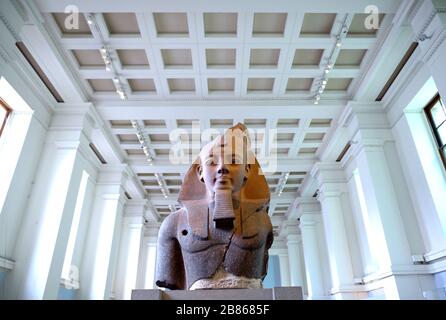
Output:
[155, 123, 273, 290]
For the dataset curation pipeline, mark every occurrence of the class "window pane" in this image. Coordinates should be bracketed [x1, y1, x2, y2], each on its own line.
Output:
[431, 100, 446, 127]
[438, 122, 446, 146]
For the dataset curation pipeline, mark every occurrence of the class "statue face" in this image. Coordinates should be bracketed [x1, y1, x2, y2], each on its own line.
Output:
[198, 136, 249, 196]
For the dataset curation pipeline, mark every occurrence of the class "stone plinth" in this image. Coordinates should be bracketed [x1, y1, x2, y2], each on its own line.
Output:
[131, 287, 303, 300]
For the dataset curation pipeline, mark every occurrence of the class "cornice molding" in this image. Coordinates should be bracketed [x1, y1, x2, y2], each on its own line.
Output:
[0, 11, 19, 41]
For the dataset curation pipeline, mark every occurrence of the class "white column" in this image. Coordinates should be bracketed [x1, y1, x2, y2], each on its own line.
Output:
[278, 253, 291, 287]
[144, 239, 158, 289]
[340, 102, 429, 299]
[136, 224, 158, 289]
[79, 166, 128, 300]
[297, 198, 327, 299]
[285, 225, 304, 288]
[410, 0, 446, 98]
[311, 163, 357, 299]
[4, 107, 95, 299]
[113, 200, 145, 300]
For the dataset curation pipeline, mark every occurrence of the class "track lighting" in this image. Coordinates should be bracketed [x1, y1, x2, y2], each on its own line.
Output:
[85, 13, 94, 25]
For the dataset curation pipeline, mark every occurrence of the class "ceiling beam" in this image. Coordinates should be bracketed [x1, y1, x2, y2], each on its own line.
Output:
[97, 101, 344, 120]
[129, 158, 314, 173]
[35, 0, 403, 14]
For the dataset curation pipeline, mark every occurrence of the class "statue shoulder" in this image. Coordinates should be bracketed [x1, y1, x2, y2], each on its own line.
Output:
[159, 208, 186, 239]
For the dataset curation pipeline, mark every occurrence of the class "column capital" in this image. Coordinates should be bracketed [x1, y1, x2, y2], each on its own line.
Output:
[299, 217, 320, 228]
[281, 222, 300, 239]
[310, 162, 347, 186]
[144, 223, 160, 238]
[125, 199, 148, 215]
[317, 187, 347, 203]
[123, 199, 148, 226]
[286, 233, 301, 245]
[339, 101, 393, 140]
[295, 197, 321, 219]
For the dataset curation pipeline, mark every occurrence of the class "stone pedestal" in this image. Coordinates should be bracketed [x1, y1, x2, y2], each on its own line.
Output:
[131, 287, 303, 300]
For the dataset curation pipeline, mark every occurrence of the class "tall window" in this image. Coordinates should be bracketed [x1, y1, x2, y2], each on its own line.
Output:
[0, 98, 11, 137]
[425, 94, 446, 168]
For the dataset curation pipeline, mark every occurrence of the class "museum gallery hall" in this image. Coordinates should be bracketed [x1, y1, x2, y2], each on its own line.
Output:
[0, 0, 446, 300]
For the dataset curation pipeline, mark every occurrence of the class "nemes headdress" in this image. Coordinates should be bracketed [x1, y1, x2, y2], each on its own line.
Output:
[178, 123, 270, 238]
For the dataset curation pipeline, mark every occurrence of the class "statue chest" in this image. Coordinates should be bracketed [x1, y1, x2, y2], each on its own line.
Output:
[177, 210, 270, 253]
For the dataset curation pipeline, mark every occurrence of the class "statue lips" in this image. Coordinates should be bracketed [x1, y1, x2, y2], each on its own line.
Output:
[215, 176, 232, 186]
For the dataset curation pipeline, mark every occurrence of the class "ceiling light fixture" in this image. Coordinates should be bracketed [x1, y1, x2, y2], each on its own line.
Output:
[276, 172, 290, 196]
[131, 120, 154, 165]
[85, 13, 95, 25]
[312, 16, 349, 105]
[100, 46, 113, 72]
[154, 173, 169, 199]
[85, 13, 128, 99]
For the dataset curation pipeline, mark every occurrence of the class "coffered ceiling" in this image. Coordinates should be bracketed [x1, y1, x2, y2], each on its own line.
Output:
[29, 0, 403, 235]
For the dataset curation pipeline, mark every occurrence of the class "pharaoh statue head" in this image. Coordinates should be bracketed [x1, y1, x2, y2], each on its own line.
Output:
[155, 123, 273, 290]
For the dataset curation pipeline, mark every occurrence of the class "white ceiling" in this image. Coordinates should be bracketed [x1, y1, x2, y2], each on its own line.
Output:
[31, 0, 403, 234]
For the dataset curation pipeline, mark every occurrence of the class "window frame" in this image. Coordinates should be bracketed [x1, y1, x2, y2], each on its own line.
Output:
[0, 98, 12, 138]
[424, 94, 446, 169]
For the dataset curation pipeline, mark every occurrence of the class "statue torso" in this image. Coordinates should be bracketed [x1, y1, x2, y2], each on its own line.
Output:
[174, 203, 273, 289]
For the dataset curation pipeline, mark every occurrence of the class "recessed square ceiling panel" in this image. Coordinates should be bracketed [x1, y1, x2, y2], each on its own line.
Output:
[207, 78, 235, 92]
[155, 149, 170, 156]
[177, 119, 199, 127]
[293, 49, 324, 67]
[110, 120, 131, 126]
[348, 14, 385, 36]
[153, 13, 189, 37]
[103, 13, 140, 35]
[244, 119, 266, 126]
[128, 79, 156, 92]
[335, 49, 367, 66]
[161, 49, 192, 68]
[88, 79, 115, 92]
[300, 13, 336, 35]
[118, 134, 138, 142]
[277, 119, 299, 127]
[250, 49, 280, 68]
[271, 147, 289, 155]
[247, 78, 274, 92]
[52, 13, 92, 35]
[310, 119, 332, 127]
[206, 49, 236, 68]
[127, 149, 144, 155]
[204, 13, 237, 37]
[144, 120, 166, 127]
[168, 78, 195, 92]
[286, 78, 313, 91]
[149, 134, 170, 142]
[211, 119, 233, 127]
[276, 133, 295, 142]
[252, 13, 287, 37]
[298, 147, 317, 154]
[72, 50, 104, 67]
[304, 132, 325, 142]
[117, 49, 149, 67]
[326, 78, 353, 90]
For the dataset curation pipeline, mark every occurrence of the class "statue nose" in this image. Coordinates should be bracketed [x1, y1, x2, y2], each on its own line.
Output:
[217, 163, 229, 175]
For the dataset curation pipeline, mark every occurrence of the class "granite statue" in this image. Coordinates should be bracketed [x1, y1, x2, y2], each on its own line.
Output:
[155, 123, 273, 290]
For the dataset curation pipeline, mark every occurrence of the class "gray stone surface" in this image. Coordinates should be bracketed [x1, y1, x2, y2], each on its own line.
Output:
[131, 287, 303, 300]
